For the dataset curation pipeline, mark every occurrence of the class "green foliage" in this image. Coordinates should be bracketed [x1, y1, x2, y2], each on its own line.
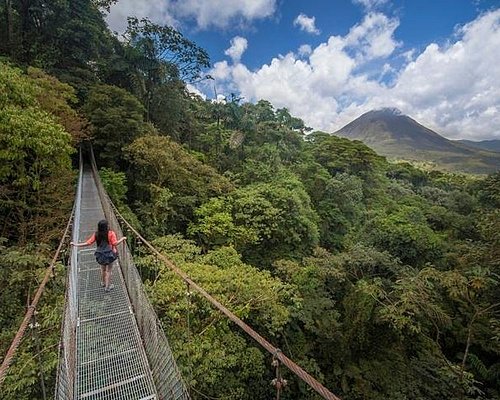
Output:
[149, 80, 200, 141]
[0, 63, 85, 144]
[99, 166, 141, 229]
[189, 175, 319, 265]
[0, 62, 37, 108]
[477, 171, 500, 208]
[125, 135, 233, 235]
[386, 161, 429, 186]
[136, 235, 295, 398]
[125, 17, 210, 83]
[122, 17, 210, 123]
[0, 244, 66, 400]
[26, 67, 89, 142]
[0, 62, 74, 243]
[0, 0, 115, 83]
[308, 133, 386, 178]
[312, 171, 364, 250]
[83, 84, 146, 166]
[99, 167, 127, 205]
[364, 206, 443, 266]
[231, 176, 319, 264]
[188, 198, 258, 250]
[0, 106, 71, 188]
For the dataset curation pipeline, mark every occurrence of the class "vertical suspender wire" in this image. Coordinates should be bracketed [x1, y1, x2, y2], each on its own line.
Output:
[185, 282, 193, 396]
[89, 145, 190, 399]
[108, 196, 342, 400]
[30, 311, 47, 400]
[69, 147, 83, 398]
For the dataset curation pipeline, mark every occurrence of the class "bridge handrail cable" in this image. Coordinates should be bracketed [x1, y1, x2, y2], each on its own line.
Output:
[54, 148, 83, 400]
[90, 149, 341, 400]
[89, 147, 190, 399]
[0, 180, 76, 388]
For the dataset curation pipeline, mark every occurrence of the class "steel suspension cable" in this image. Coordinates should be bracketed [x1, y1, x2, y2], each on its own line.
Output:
[0, 208, 74, 386]
[109, 198, 342, 400]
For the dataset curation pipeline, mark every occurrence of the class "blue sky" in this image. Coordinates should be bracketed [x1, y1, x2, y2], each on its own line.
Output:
[107, 0, 500, 140]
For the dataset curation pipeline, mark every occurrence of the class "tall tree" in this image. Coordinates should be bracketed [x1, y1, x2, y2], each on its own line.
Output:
[0, 62, 74, 243]
[82, 83, 146, 167]
[123, 17, 210, 120]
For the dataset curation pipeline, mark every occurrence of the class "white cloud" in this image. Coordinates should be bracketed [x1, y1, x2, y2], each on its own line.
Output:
[107, 0, 276, 33]
[387, 10, 500, 139]
[213, 94, 227, 104]
[294, 13, 320, 35]
[211, 60, 232, 81]
[352, 0, 389, 10]
[298, 44, 313, 57]
[186, 83, 206, 99]
[106, 0, 177, 33]
[205, 10, 500, 140]
[345, 12, 401, 60]
[225, 36, 248, 63]
[172, 0, 277, 29]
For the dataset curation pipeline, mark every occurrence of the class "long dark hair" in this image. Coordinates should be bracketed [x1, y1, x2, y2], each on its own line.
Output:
[95, 219, 109, 246]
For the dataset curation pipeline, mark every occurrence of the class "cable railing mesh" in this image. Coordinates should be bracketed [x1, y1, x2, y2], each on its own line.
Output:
[54, 151, 83, 400]
[89, 150, 341, 400]
[53, 146, 340, 400]
[89, 150, 190, 400]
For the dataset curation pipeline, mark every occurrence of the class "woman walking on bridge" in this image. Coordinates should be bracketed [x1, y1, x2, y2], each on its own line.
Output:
[71, 219, 126, 292]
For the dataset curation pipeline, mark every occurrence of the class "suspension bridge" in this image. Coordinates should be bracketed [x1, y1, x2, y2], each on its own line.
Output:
[0, 150, 341, 400]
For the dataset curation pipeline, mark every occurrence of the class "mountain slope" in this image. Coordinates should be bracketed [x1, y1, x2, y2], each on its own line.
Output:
[333, 108, 500, 174]
[454, 139, 500, 152]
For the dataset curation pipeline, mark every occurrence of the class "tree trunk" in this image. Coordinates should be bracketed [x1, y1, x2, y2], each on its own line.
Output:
[461, 312, 477, 378]
[4, 0, 14, 53]
[20, 0, 31, 62]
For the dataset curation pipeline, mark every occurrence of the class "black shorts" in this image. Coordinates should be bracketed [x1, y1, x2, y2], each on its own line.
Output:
[95, 249, 118, 265]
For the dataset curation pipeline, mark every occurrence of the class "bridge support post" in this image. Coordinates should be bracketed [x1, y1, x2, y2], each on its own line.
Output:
[30, 310, 47, 400]
[271, 349, 287, 400]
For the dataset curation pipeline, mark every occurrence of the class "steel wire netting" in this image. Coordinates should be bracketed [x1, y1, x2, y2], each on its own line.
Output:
[56, 160, 188, 399]
[89, 154, 190, 400]
[55, 163, 187, 398]
[75, 169, 157, 400]
[56, 148, 340, 400]
[54, 154, 83, 400]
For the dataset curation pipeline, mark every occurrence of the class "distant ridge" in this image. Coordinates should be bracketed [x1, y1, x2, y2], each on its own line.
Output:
[454, 139, 500, 153]
[333, 108, 500, 174]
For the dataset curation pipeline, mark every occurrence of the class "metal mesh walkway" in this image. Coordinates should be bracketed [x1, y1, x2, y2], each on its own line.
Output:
[51, 152, 337, 400]
[75, 168, 157, 400]
[53, 152, 338, 400]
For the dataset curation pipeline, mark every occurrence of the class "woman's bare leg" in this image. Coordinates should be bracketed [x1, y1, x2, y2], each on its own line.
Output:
[100, 265, 106, 287]
[105, 264, 113, 289]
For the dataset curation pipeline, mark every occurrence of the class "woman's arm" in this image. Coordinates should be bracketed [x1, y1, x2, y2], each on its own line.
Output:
[71, 233, 96, 247]
[70, 241, 90, 247]
[116, 236, 127, 245]
[108, 231, 126, 246]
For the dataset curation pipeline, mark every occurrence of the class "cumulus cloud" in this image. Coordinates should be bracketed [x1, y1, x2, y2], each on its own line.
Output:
[107, 0, 276, 33]
[225, 36, 248, 63]
[388, 10, 500, 139]
[205, 10, 500, 140]
[172, 0, 276, 29]
[298, 44, 313, 57]
[106, 0, 177, 33]
[186, 83, 206, 99]
[352, 0, 389, 11]
[294, 13, 320, 35]
[345, 12, 400, 60]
